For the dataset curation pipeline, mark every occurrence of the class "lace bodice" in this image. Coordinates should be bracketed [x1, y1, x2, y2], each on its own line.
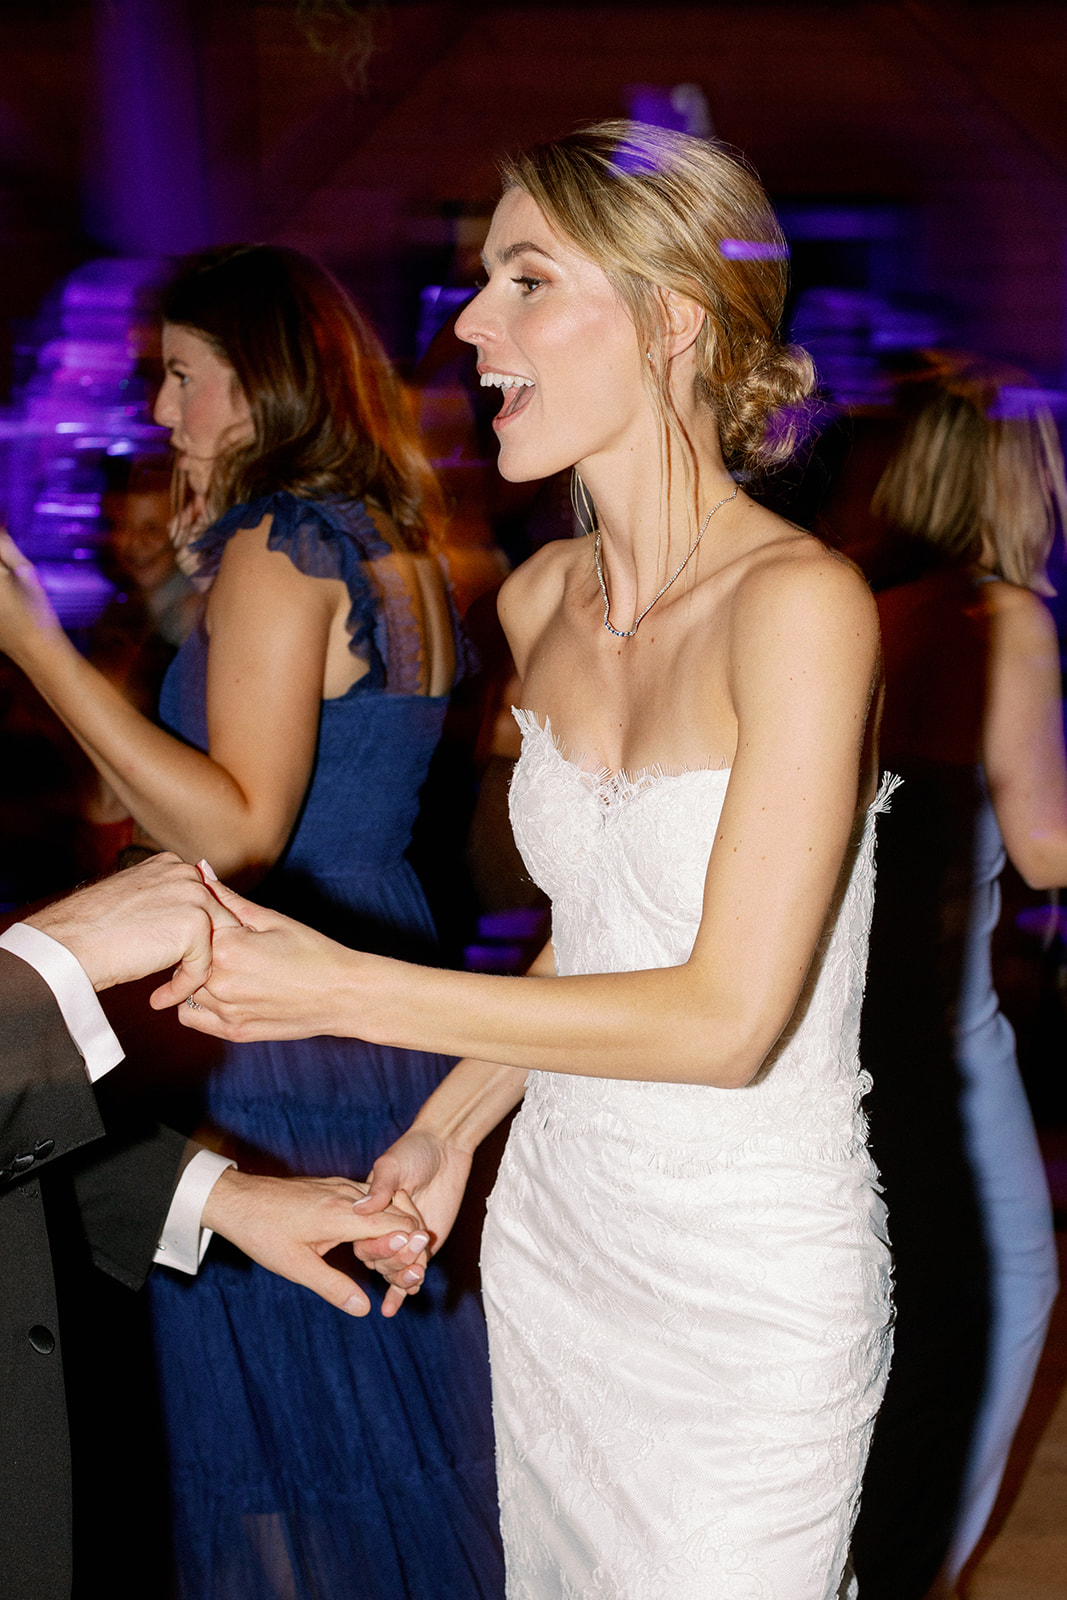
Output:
[508, 709, 896, 1171]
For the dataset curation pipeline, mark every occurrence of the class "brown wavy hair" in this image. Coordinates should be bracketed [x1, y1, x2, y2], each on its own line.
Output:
[501, 121, 815, 480]
[873, 352, 1067, 595]
[161, 244, 445, 550]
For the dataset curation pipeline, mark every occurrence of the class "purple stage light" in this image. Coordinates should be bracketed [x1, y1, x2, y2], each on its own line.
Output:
[0, 256, 169, 626]
[720, 239, 790, 261]
[610, 137, 666, 178]
[988, 387, 1067, 420]
[625, 84, 713, 139]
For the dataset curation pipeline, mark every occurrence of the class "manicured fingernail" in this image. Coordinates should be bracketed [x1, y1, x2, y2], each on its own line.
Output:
[342, 1293, 367, 1317]
[387, 1233, 409, 1251]
[409, 1232, 430, 1252]
[198, 858, 219, 882]
[401, 1268, 422, 1286]
[352, 1194, 372, 1209]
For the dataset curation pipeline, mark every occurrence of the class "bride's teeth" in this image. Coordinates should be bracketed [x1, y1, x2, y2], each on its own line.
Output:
[480, 373, 533, 389]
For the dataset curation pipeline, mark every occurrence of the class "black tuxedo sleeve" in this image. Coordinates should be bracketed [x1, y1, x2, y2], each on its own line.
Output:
[67, 1108, 192, 1290]
[0, 948, 106, 1186]
[1, 948, 194, 1288]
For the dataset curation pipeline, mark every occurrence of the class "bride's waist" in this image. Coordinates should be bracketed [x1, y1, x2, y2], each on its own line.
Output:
[519, 1068, 869, 1167]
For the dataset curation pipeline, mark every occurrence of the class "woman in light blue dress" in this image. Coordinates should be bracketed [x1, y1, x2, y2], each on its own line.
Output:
[852, 354, 1067, 1599]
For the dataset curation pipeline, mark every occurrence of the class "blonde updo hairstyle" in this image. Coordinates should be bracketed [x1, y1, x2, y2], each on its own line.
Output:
[501, 120, 815, 491]
[873, 352, 1067, 595]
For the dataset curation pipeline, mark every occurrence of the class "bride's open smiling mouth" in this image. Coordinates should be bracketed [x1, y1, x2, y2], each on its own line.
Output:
[480, 369, 535, 429]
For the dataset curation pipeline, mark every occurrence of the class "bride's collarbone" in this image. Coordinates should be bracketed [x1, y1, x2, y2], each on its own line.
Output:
[520, 574, 742, 769]
[521, 670, 737, 780]
[529, 606, 733, 717]
[538, 610, 734, 716]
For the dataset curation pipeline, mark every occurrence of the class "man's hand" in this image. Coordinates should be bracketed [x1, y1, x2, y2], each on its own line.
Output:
[353, 1130, 474, 1317]
[201, 1168, 429, 1317]
[26, 853, 239, 1000]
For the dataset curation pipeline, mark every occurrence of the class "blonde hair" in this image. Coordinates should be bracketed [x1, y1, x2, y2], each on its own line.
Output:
[500, 120, 815, 479]
[874, 353, 1067, 595]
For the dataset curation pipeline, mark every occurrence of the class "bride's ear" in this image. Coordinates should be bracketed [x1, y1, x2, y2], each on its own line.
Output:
[662, 291, 705, 360]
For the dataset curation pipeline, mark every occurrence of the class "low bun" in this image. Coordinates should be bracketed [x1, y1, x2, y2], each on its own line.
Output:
[706, 339, 817, 475]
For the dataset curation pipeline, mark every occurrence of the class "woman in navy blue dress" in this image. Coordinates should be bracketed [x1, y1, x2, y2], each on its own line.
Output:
[0, 246, 502, 1598]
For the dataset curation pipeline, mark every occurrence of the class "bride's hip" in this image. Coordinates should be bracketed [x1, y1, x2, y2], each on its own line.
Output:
[484, 1118, 892, 1319]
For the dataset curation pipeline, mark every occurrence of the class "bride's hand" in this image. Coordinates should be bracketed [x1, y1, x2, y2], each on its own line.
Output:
[352, 1130, 474, 1317]
[156, 873, 360, 1040]
[202, 1169, 428, 1317]
[0, 529, 63, 662]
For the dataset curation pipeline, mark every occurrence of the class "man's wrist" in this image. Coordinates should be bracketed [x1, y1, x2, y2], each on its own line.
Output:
[155, 1149, 235, 1274]
[199, 1163, 247, 1233]
[23, 904, 104, 990]
[0, 922, 123, 1078]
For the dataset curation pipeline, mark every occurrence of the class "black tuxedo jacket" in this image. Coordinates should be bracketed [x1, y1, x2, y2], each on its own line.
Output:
[0, 947, 190, 1600]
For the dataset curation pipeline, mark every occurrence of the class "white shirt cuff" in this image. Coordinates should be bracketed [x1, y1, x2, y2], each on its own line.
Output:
[153, 1148, 236, 1275]
[0, 922, 124, 1082]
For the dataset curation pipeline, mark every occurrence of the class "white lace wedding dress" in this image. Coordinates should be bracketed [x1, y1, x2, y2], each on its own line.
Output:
[479, 712, 895, 1600]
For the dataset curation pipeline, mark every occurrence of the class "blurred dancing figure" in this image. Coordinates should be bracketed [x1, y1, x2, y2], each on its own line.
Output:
[0, 245, 502, 1599]
[100, 458, 198, 658]
[851, 355, 1066, 1600]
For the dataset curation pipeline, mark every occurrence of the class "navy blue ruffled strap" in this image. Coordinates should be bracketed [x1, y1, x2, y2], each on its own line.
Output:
[191, 493, 393, 690]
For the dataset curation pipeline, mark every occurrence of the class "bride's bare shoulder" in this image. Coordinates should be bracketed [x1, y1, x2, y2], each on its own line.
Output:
[732, 515, 878, 659]
[498, 537, 586, 655]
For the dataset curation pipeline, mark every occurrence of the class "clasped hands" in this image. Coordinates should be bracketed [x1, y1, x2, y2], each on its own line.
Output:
[167, 861, 453, 1316]
[27, 854, 449, 1317]
[169, 864, 466, 1317]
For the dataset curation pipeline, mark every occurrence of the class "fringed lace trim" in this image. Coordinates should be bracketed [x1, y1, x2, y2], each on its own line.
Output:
[870, 771, 902, 816]
[513, 707, 731, 804]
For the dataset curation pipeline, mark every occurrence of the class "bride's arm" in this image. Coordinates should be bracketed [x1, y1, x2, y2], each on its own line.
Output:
[0, 522, 334, 880]
[180, 550, 879, 1089]
[355, 948, 553, 1316]
[362, 939, 555, 1194]
[350, 1052, 531, 1314]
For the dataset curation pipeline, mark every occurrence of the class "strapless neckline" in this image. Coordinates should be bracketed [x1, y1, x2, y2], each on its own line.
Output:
[513, 707, 732, 809]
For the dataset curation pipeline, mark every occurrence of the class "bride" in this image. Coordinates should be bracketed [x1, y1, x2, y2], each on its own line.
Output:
[178, 122, 893, 1599]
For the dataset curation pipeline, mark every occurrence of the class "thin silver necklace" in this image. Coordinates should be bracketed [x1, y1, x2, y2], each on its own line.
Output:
[592, 483, 739, 638]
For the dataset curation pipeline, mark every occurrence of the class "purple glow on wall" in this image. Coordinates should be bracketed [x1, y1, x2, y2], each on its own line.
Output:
[86, 0, 211, 257]
[0, 0, 207, 628]
[988, 387, 1067, 420]
[625, 84, 713, 138]
[720, 239, 790, 261]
